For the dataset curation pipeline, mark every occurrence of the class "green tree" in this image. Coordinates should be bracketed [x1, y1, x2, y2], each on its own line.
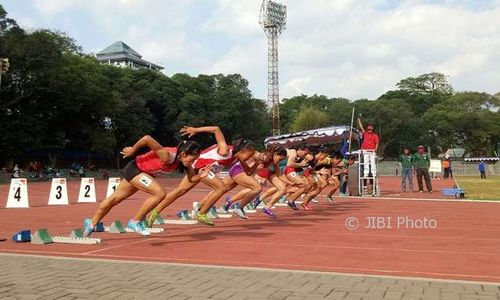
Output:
[290, 106, 330, 132]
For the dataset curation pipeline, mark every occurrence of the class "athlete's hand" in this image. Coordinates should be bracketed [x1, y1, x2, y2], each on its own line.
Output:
[198, 167, 210, 179]
[120, 147, 135, 158]
[180, 126, 197, 138]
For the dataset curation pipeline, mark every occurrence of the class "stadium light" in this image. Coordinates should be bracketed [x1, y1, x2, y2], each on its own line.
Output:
[259, 0, 287, 135]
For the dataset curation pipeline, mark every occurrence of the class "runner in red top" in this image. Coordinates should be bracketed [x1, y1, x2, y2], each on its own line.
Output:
[148, 125, 232, 226]
[83, 135, 204, 237]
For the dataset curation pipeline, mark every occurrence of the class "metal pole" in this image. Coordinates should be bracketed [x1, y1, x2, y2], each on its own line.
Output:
[348, 107, 355, 153]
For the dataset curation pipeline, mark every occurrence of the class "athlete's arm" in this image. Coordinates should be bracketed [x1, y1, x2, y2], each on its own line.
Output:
[240, 157, 260, 176]
[121, 135, 167, 160]
[186, 166, 209, 182]
[287, 150, 308, 168]
[180, 126, 229, 156]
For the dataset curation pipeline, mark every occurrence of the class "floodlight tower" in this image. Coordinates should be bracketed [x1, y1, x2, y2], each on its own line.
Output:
[260, 0, 287, 135]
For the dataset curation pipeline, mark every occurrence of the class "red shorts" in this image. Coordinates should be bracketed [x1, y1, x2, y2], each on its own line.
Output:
[303, 169, 312, 177]
[256, 168, 272, 179]
[284, 166, 296, 175]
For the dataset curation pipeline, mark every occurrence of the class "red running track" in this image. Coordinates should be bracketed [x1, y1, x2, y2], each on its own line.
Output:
[0, 177, 499, 283]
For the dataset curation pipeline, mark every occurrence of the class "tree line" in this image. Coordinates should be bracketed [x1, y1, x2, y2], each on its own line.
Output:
[1, 5, 499, 169]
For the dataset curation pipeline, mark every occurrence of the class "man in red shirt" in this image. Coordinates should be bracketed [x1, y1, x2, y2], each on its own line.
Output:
[357, 118, 379, 193]
[358, 120, 379, 151]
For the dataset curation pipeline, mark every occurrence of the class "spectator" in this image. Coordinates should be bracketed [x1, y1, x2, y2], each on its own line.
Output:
[399, 147, 414, 192]
[70, 162, 79, 177]
[442, 157, 451, 179]
[478, 161, 487, 179]
[79, 166, 86, 177]
[413, 145, 433, 193]
[33, 161, 41, 178]
[12, 164, 22, 178]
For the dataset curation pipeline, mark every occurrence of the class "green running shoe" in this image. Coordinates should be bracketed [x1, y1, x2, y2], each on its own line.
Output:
[195, 212, 214, 226]
[146, 208, 159, 228]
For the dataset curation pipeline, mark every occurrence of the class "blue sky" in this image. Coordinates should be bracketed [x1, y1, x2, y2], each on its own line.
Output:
[3, 0, 500, 100]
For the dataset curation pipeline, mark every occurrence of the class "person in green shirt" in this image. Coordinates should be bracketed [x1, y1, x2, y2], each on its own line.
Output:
[413, 145, 433, 193]
[399, 147, 414, 192]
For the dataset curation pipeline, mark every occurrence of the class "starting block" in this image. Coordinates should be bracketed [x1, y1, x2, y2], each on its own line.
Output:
[39, 229, 101, 245]
[105, 220, 126, 234]
[243, 203, 257, 214]
[207, 206, 218, 219]
[164, 219, 198, 225]
[164, 210, 197, 224]
[12, 230, 31, 242]
[176, 209, 193, 220]
[104, 221, 165, 234]
[94, 222, 105, 232]
[13, 228, 101, 245]
[153, 214, 166, 225]
[32, 229, 53, 244]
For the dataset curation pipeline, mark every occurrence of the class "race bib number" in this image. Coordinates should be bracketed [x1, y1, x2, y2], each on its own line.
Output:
[290, 172, 297, 177]
[209, 164, 224, 174]
[207, 171, 215, 179]
[139, 175, 152, 187]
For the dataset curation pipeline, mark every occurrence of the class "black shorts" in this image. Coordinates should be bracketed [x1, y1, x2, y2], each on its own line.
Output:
[123, 160, 142, 182]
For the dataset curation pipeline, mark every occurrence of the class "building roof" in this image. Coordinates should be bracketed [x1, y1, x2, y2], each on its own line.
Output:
[96, 41, 163, 70]
[97, 41, 142, 58]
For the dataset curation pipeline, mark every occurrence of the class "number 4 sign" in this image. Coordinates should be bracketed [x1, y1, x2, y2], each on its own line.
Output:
[6, 178, 29, 208]
[48, 178, 69, 205]
[78, 178, 97, 203]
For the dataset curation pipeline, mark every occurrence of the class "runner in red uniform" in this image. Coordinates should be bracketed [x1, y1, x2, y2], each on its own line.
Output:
[83, 135, 203, 237]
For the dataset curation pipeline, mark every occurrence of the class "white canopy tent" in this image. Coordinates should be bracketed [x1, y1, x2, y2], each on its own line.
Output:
[264, 125, 360, 148]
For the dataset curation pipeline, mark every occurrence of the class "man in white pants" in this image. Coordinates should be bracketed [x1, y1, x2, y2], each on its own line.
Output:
[357, 118, 379, 191]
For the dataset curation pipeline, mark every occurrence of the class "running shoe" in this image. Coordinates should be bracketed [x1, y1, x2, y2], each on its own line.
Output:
[301, 203, 312, 211]
[287, 201, 299, 211]
[83, 218, 94, 237]
[223, 196, 232, 211]
[311, 198, 319, 203]
[127, 219, 151, 236]
[262, 207, 276, 218]
[326, 196, 334, 203]
[254, 196, 262, 209]
[278, 195, 287, 203]
[195, 212, 215, 226]
[146, 209, 159, 228]
[233, 203, 248, 219]
[191, 202, 201, 219]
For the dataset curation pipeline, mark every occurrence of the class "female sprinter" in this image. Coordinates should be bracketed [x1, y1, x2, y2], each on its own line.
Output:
[146, 125, 231, 227]
[82, 136, 203, 237]
[283, 144, 313, 210]
[215, 139, 263, 219]
[301, 150, 343, 210]
[224, 146, 288, 218]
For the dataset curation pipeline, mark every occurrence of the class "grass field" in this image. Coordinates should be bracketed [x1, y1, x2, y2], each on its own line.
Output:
[455, 175, 500, 201]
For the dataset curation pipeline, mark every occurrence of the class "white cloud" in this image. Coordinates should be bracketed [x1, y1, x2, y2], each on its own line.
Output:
[18, 0, 500, 99]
